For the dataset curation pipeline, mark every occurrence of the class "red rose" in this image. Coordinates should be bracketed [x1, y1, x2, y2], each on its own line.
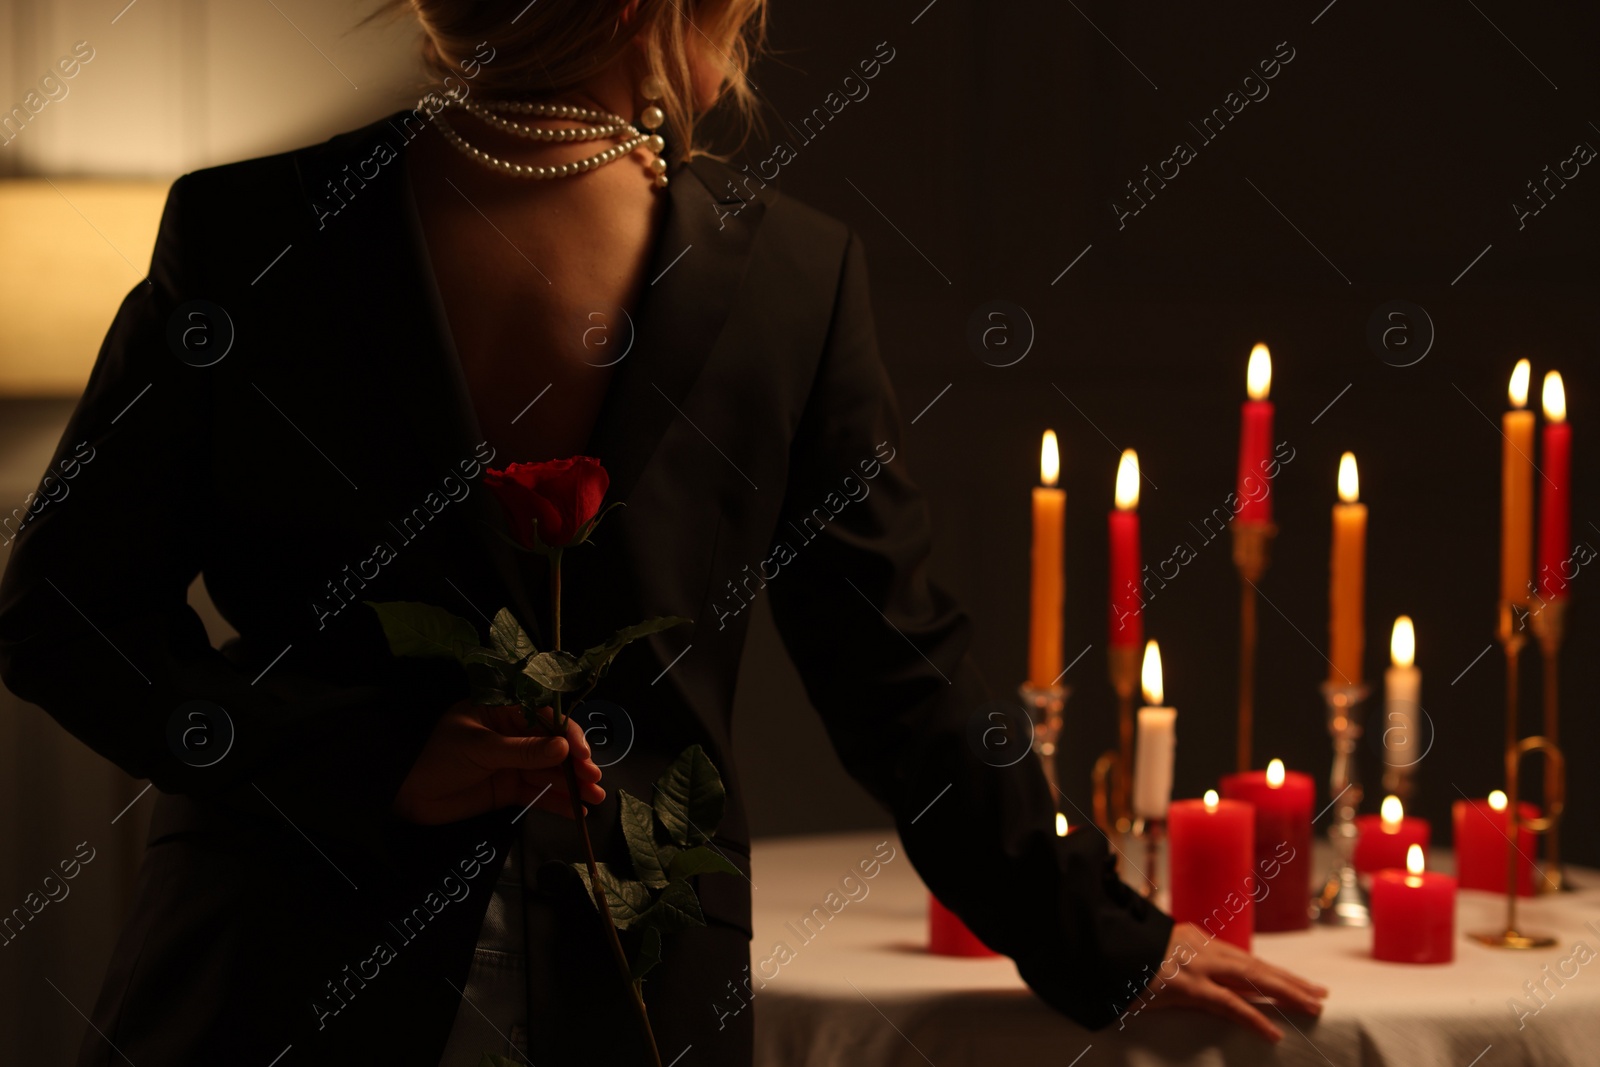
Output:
[483, 456, 610, 550]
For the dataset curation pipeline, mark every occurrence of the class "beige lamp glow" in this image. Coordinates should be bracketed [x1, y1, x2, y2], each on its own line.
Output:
[0, 179, 169, 395]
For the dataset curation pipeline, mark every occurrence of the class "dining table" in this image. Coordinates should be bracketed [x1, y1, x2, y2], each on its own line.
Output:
[747, 830, 1599, 1066]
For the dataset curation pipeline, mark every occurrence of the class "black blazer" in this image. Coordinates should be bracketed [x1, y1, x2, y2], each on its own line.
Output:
[0, 110, 1171, 1066]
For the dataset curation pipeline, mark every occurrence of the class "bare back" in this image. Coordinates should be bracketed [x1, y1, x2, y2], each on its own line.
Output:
[406, 120, 667, 463]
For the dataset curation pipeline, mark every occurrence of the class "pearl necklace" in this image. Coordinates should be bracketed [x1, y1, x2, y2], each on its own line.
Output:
[424, 96, 669, 186]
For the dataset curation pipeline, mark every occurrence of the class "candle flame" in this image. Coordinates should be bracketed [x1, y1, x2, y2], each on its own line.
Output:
[1140, 640, 1164, 706]
[1543, 371, 1567, 423]
[1381, 794, 1404, 828]
[1203, 789, 1219, 811]
[1114, 449, 1140, 510]
[1266, 759, 1285, 788]
[1488, 790, 1507, 812]
[1509, 358, 1530, 409]
[1055, 812, 1069, 836]
[1390, 616, 1415, 668]
[1247, 343, 1272, 401]
[1337, 451, 1359, 504]
[1406, 843, 1425, 876]
[1040, 430, 1060, 486]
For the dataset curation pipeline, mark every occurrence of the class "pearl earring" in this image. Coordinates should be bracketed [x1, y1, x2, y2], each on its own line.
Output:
[640, 74, 669, 188]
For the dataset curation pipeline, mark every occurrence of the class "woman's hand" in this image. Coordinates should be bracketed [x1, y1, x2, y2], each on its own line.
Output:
[393, 699, 605, 825]
[1142, 922, 1327, 1042]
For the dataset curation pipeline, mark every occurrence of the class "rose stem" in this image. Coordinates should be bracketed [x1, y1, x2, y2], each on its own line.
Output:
[547, 548, 663, 1067]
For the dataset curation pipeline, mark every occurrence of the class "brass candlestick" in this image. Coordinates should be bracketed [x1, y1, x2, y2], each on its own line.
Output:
[1136, 816, 1166, 903]
[1019, 682, 1070, 805]
[1093, 645, 1140, 837]
[1230, 520, 1277, 773]
[1311, 681, 1371, 926]
[1469, 735, 1565, 948]
[1528, 597, 1571, 892]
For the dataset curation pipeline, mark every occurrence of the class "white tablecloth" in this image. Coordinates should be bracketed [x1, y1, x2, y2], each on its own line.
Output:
[748, 831, 1599, 1067]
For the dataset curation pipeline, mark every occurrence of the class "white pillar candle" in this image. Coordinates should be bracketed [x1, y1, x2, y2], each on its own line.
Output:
[1132, 640, 1177, 819]
[1384, 616, 1420, 770]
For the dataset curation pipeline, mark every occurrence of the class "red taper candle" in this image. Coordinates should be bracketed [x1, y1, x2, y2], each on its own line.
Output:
[1109, 449, 1143, 648]
[1537, 371, 1571, 600]
[1236, 343, 1275, 522]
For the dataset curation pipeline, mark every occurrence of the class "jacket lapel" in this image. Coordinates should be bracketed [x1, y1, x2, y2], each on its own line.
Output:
[582, 156, 769, 507]
[391, 137, 551, 647]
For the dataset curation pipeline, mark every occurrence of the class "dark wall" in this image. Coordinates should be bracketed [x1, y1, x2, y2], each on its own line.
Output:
[728, 0, 1599, 866]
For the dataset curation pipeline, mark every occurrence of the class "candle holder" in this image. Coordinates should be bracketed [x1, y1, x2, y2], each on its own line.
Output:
[1230, 520, 1277, 773]
[1093, 646, 1140, 838]
[1311, 681, 1371, 927]
[1469, 735, 1566, 948]
[1135, 815, 1166, 904]
[1019, 682, 1070, 806]
[1528, 598, 1573, 893]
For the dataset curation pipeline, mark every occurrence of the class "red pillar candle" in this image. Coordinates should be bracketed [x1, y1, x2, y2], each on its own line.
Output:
[927, 894, 998, 957]
[1168, 791, 1255, 951]
[1452, 794, 1540, 896]
[1236, 343, 1275, 522]
[1537, 371, 1571, 601]
[1109, 449, 1143, 648]
[1219, 759, 1313, 932]
[1371, 845, 1456, 964]
[1353, 795, 1431, 875]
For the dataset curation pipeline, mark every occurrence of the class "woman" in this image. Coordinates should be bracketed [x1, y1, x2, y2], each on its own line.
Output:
[0, 1, 1325, 1064]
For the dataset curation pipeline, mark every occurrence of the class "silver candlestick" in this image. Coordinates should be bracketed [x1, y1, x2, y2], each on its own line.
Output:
[1311, 681, 1371, 926]
[1019, 682, 1070, 807]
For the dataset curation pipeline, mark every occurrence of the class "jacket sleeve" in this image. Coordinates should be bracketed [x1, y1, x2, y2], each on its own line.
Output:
[764, 230, 1174, 1030]
[0, 174, 456, 860]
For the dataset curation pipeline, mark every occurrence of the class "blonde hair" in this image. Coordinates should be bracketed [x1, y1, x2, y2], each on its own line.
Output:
[367, 0, 767, 160]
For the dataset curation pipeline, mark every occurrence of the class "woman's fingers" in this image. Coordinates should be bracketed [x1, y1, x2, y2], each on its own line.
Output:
[1215, 956, 1327, 1016]
[472, 729, 569, 771]
[1185, 980, 1284, 1043]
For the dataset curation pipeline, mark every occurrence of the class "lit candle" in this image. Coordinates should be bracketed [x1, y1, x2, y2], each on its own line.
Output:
[1109, 449, 1143, 648]
[1029, 430, 1067, 687]
[1353, 795, 1431, 875]
[1328, 452, 1366, 686]
[1501, 359, 1536, 604]
[1371, 844, 1456, 964]
[1132, 640, 1176, 819]
[1383, 616, 1421, 774]
[1219, 758, 1314, 931]
[1169, 790, 1255, 950]
[1536, 371, 1571, 601]
[1451, 791, 1540, 896]
[1235, 343, 1275, 523]
[1055, 812, 1069, 837]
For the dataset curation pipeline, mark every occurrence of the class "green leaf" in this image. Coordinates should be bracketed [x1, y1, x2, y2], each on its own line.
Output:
[621, 791, 672, 888]
[488, 607, 537, 664]
[577, 616, 693, 681]
[631, 925, 663, 983]
[667, 844, 744, 882]
[366, 601, 479, 663]
[514, 673, 557, 711]
[633, 878, 705, 934]
[653, 744, 725, 848]
[522, 649, 584, 693]
[572, 862, 654, 930]
[569, 499, 626, 547]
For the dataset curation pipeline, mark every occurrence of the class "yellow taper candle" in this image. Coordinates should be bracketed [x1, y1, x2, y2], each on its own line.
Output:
[1501, 358, 1535, 604]
[1329, 452, 1367, 686]
[1029, 430, 1066, 687]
